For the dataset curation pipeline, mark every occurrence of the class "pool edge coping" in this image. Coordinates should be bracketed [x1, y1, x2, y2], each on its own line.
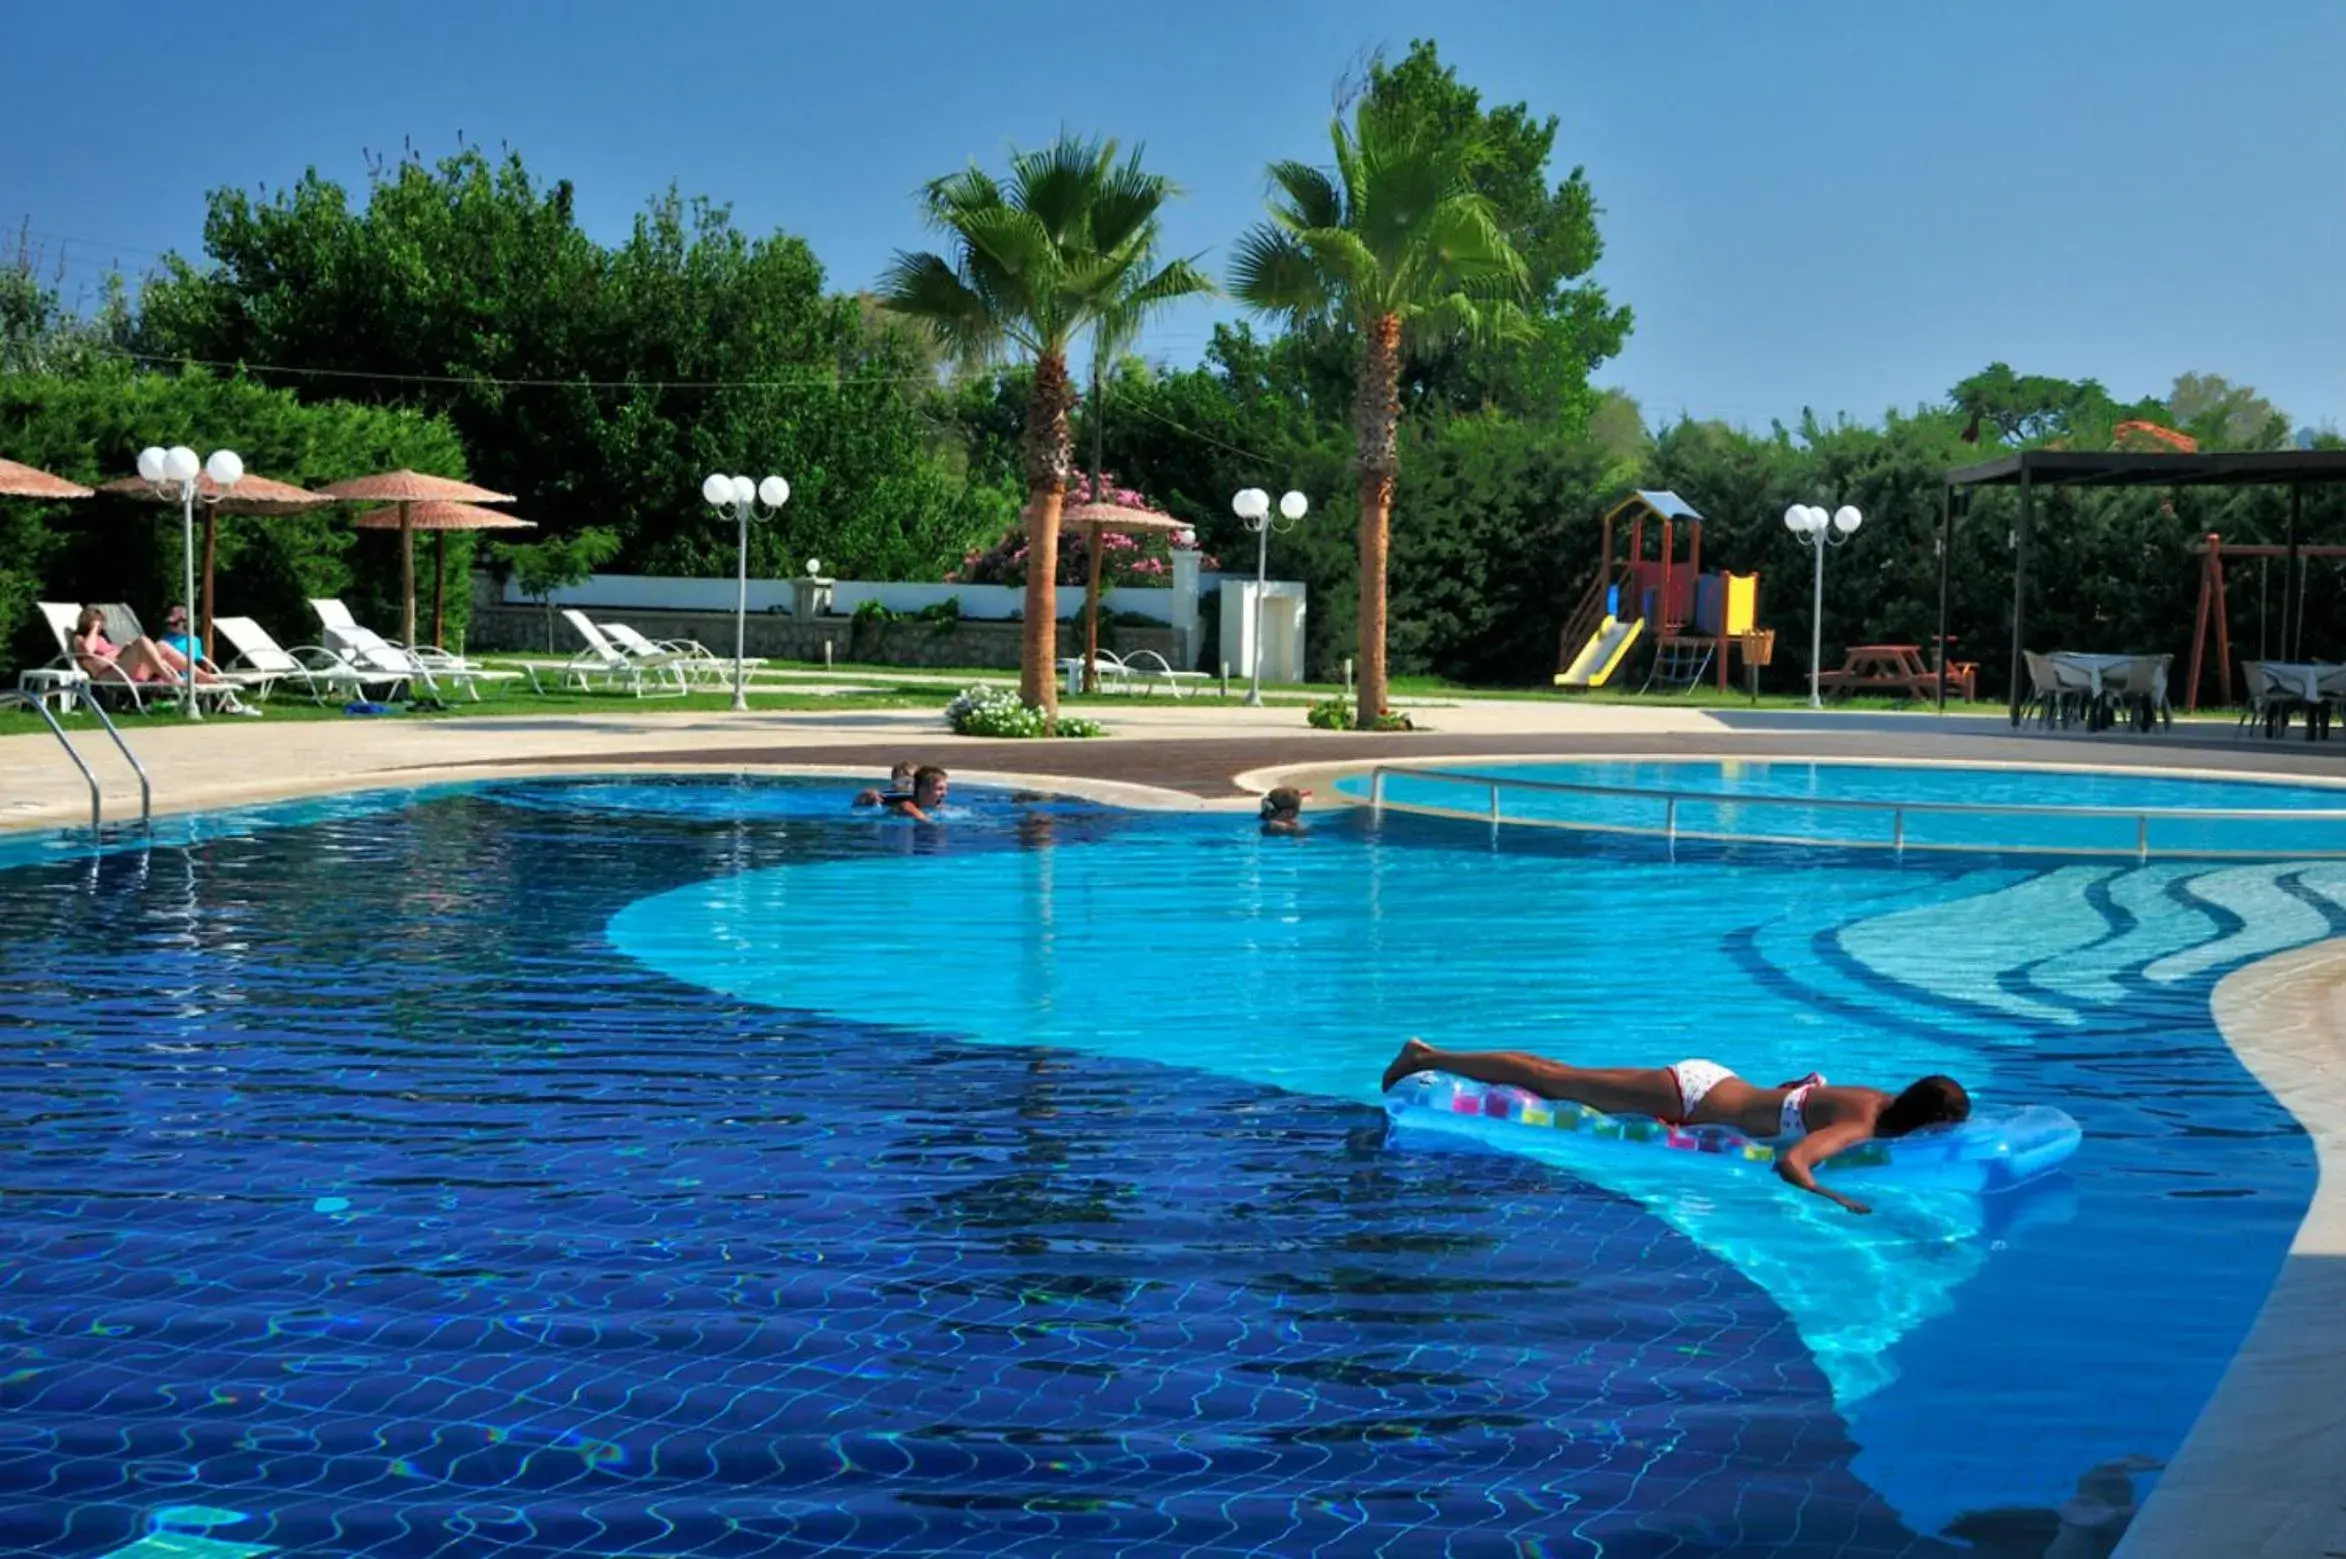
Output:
[2114, 937, 2346, 1558]
[0, 759, 1232, 842]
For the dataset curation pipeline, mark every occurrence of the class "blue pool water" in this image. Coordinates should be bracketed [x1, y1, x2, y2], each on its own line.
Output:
[0, 773, 2319, 1557]
[1342, 758, 2346, 855]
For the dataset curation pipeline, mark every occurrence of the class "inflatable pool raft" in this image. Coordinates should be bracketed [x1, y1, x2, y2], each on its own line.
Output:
[1384, 1070, 2080, 1192]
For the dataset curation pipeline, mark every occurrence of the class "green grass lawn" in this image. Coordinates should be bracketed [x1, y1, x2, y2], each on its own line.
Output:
[0, 683, 954, 739]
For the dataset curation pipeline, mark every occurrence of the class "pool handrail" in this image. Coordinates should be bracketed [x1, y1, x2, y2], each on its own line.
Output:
[0, 689, 151, 834]
[1365, 763, 2346, 861]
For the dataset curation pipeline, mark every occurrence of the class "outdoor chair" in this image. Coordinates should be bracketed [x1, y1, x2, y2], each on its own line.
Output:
[600, 620, 751, 687]
[532, 610, 689, 697]
[2238, 661, 2291, 736]
[2112, 654, 2174, 732]
[307, 600, 520, 699]
[214, 617, 409, 704]
[2020, 652, 2076, 729]
[1117, 648, 1210, 698]
[20, 601, 260, 714]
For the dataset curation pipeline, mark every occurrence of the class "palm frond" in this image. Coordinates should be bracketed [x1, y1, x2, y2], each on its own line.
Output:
[1118, 255, 1215, 313]
[1089, 147, 1181, 255]
[1425, 196, 1527, 281]
[876, 250, 1006, 361]
[1229, 227, 1329, 325]
[919, 166, 1003, 229]
[1296, 228, 1383, 309]
[1009, 132, 1115, 246]
[1264, 160, 1344, 232]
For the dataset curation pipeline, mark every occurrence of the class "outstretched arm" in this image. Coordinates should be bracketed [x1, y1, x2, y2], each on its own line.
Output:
[1775, 1123, 1876, 1215]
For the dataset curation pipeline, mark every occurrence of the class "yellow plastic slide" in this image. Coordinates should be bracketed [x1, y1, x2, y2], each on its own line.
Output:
[1554, 614, 1643, 688]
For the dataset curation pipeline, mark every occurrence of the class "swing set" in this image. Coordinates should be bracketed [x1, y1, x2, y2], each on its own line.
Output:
[2183, 530, 2346, 710]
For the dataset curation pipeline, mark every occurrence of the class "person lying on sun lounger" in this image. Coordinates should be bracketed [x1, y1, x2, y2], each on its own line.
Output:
[73, 607, 222, 685]
[1379, 1038, 1969, 1215]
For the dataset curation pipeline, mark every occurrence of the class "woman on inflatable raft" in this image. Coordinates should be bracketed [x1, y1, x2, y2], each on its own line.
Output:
[1382, 1038, 1969, 1217]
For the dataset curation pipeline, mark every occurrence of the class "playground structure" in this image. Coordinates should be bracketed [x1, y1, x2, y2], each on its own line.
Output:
[1555, 490, 1768, 692]
[2183, 529, 2344, 710]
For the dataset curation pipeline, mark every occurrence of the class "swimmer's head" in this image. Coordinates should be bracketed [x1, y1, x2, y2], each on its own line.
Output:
[913, 765, 949, 806]
[1259, 786, 1306, 820]
[1878, 1075, 1969, 1137]
[891, 760, 919, 787]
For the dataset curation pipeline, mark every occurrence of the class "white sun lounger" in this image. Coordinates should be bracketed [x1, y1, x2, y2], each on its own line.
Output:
[601, 621, 759, 688]
[214, 617, 409, 704]
[307, 599, 521, 700]
[530, 610, 688, 697]
[20, 601, 264, 713]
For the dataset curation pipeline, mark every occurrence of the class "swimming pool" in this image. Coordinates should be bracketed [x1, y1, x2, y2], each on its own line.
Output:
[1343, 757, 2346, 856]
[0, 773, 2317, 1556]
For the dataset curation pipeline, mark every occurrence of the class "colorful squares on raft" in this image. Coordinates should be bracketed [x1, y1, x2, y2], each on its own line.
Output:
[1519, 1106, 1554, 1127]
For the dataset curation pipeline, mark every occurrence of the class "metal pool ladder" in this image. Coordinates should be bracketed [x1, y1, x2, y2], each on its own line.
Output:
[1, 689, 151, 834]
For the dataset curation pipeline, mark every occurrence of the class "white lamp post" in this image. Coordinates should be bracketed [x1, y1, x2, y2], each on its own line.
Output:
[1784, 502, 1863, 709]
[137, 444, 242, 721]
[1231, 487, 1308, 706]
[702, 471, 790, 711]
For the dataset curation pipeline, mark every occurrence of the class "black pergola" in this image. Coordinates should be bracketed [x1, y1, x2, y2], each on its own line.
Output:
[1940, 449, 2346, 721]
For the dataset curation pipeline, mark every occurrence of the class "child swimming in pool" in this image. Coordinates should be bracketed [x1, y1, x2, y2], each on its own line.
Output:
[1380, 1038, 1969, 1216]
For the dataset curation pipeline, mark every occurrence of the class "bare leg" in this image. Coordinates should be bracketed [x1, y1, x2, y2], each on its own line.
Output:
[1381, 1038, 1683, 1117]
[126, 638, 218, 683]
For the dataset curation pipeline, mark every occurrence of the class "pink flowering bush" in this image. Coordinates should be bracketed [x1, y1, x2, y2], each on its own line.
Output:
[949, 472, 1218, 588]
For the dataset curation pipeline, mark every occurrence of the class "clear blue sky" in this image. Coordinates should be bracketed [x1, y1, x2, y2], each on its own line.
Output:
[5, 0, 2341, 433]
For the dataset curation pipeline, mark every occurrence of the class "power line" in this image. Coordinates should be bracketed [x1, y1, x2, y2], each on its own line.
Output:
[108, 346, 958, 392]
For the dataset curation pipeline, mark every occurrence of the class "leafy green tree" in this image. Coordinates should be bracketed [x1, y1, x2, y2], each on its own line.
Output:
[1355, 41, 1632, 425]
[1233, 94, 1532, 724]
[492, 526, 622, 650]
[0, 365, 464, 669]
[881, 134, 1210, 713]
[137, 146, 999, 590]
[2167, 372, 2289, 450]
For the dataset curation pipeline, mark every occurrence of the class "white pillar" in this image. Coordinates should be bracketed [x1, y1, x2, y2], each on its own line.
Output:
[1170, 549, 1201, 669]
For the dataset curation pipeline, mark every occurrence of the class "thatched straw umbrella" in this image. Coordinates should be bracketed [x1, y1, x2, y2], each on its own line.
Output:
[319, 471, 515, 645]
[0, 457, 95, 500]
[97, 471, 326, 655]
[350, 501, 536, 646]
[1057, 498, 1192, 693]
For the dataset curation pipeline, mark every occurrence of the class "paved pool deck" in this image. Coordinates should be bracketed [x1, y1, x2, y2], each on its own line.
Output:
[5, 692, 2344, 1553]
[14, 698, 2346, 829]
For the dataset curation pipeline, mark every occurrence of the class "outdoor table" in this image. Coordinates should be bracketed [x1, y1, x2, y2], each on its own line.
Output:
[1815, 644, 1943, 702]
[2047, 651, 2169, 732]
[2246, 660, 2343, 741]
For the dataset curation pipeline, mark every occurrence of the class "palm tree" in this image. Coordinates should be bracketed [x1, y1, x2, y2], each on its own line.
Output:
[882, 135, 1209, 716]
[1231, 100, 1530, 727]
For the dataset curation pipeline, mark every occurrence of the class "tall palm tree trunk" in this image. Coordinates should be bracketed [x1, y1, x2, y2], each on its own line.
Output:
[1355, 313, 1405, 727]
[1021, 352, 1078, 716]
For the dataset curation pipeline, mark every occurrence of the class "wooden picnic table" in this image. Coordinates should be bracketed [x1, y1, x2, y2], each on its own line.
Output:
[1814, 644, 1972, 702]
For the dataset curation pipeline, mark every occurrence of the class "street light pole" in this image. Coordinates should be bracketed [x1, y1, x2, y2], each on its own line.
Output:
[702, 472, 790, 712]
[138, 444, 242, 721]
[1784, 503, 1863, 709]
[1231, 487, 1308, 706]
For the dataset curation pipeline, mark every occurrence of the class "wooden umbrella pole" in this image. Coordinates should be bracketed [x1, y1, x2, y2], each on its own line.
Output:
[434, 530, 447, 648]
[1082, 521, 1106, 694]
[201, 508, 219, 662]
[400, 502, 416, 645]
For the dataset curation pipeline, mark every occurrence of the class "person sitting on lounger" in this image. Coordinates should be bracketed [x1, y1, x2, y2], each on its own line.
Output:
[1259, 786, 1311, 836]
[853, 760, 920, 809]
[158, 604, 205, 664]
[1379, 1038, 1969, 1216]
[73, 607, 221, 685]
